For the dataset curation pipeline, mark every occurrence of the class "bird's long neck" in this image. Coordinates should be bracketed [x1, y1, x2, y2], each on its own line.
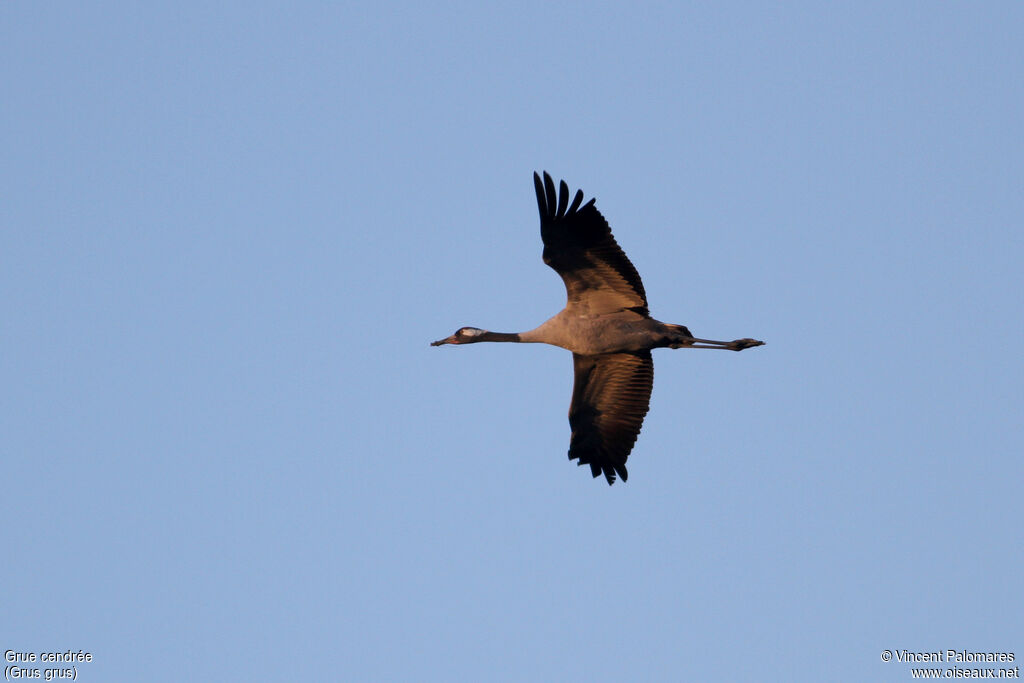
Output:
[479, 331, 524, 343]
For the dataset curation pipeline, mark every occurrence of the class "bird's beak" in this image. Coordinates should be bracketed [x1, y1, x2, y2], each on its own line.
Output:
[431, 335, 457, 346]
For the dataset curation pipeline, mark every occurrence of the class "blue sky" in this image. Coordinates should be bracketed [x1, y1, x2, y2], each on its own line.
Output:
[3, 2, 1022, 681]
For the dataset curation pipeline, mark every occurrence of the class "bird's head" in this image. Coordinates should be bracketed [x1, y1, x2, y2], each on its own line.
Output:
[431, 327, 487, 346]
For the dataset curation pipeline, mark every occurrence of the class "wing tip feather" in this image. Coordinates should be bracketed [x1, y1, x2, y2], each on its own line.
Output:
[533, 172, 546, 216]
[543, 172, 556, 217]
[533, 172, 595, 221]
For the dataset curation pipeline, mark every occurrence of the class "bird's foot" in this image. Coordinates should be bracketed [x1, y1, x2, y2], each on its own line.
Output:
[727, 338, 765, 351]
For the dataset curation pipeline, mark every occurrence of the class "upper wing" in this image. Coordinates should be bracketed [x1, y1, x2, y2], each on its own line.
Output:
[534, 172, 648, 316]
[568, 351, 654, 485]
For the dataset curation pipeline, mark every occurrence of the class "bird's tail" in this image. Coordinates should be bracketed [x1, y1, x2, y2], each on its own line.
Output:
[664, 324, 693, 337]
[662, 323, 694, 348]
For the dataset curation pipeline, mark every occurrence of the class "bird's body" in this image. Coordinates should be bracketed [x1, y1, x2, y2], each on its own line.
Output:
[433, 172, 763, 484]
[495, 312, 691, 355]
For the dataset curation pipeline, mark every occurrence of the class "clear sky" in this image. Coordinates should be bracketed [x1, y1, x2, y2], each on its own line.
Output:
[3, 2, 1022, 681]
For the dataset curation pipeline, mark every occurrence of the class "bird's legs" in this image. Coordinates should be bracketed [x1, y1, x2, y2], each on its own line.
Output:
[671, 336, 765, 351]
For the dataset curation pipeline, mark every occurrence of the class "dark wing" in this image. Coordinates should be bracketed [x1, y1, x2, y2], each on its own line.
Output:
[534, 171, 648, 316]
[568, 351, 654, 484]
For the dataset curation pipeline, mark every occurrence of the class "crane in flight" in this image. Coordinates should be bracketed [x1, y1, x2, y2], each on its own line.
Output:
[432, 172, 764, 484]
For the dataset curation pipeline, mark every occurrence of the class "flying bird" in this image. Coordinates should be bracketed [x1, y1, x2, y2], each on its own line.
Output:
[432, 172, 764, 484]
